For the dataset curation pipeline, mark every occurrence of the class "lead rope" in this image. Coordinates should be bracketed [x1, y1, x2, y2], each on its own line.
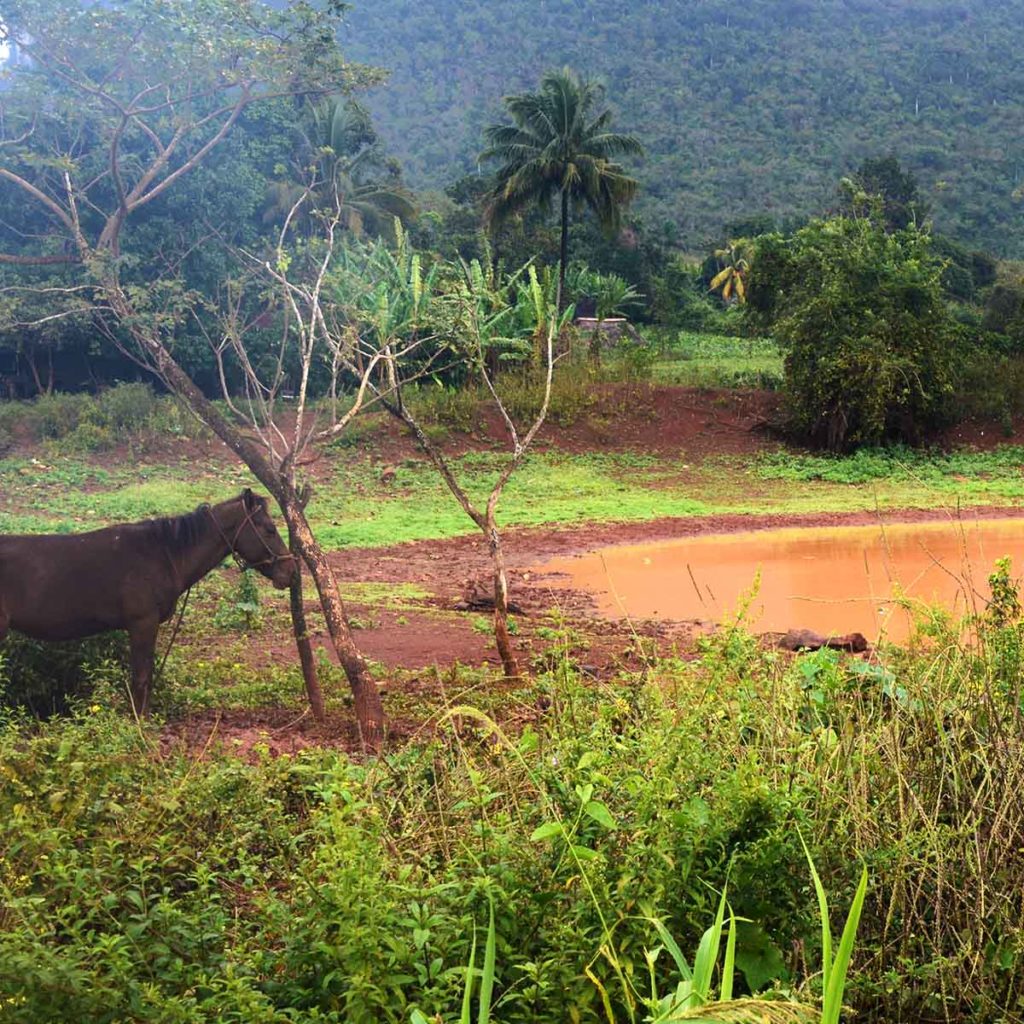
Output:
[152, 584, 193, 690]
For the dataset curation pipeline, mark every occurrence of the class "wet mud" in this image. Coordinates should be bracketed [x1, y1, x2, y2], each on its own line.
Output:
[538, 514, 1024, 642]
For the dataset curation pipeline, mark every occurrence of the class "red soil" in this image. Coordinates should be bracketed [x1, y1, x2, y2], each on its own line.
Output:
[32, 382, 1018, 756]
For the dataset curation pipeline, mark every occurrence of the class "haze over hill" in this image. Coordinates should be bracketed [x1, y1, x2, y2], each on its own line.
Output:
[342, 0, 1024, 255]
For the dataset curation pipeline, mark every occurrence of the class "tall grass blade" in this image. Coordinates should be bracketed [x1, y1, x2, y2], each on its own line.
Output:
[478, 900, 496, 1024]
[800, 835, 832, 988]
[648, 918, 695, 981]
[586, 962, 618, 1024]
[720, 910, 737, 1002]
[460, 924, 478, 1024]
[692, 886, 728, 1003]
[821, 865, 868, 1024]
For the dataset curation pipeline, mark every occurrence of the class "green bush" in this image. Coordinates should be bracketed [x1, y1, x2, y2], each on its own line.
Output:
[951, 344, 1024, 430]
[31, 391, 97, 439]
[652, 256, 745, 334]
[60, 421, 115, 453]
[0, 631, 130, 716]
[405, 383, 481, 433]
[0, 383, 191, 452]
[748, 219, 960, 451]
[97, 381, 161, 435]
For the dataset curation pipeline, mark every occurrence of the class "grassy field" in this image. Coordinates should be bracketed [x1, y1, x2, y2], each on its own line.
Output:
[4, 375, 1024, 1022]
[652, 332, 784, 390]
[4, 443, 1024, 547]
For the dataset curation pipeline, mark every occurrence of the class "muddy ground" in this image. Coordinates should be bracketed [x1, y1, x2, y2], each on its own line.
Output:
[152, 385, 1024, 756]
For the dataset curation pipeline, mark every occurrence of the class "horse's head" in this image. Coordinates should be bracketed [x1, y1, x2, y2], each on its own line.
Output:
[222, 489, 297, 589]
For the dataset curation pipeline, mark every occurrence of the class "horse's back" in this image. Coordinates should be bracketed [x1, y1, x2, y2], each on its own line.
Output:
[0, 526, 168, 641]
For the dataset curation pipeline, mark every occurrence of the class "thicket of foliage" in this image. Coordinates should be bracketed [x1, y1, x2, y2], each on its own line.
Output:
[3, 583, 1024, 1021]
[747, 218, 962, 451]
[342, 0, 1024, 256]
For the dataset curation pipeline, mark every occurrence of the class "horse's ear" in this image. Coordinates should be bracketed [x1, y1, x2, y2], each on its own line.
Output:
[242, 487, 266, 511]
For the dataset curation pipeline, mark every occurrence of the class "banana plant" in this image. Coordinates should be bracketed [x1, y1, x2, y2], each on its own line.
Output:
[709, 240, 751, 304]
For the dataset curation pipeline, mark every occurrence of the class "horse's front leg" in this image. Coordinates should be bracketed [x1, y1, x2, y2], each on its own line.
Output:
[128, 619, 159, 717]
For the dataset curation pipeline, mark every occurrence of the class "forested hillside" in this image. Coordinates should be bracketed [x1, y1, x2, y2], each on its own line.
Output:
[342, 0, 1024, 254]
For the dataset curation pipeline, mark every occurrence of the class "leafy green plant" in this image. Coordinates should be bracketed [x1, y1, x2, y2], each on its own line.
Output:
[643, 887, 742, 1019]
[410, 901, 497, 1024]
[748, 219, 960, 451]
[213, 569, 264, 632]
[802, 841, 868, 1024]
[0, 632, 129, 716]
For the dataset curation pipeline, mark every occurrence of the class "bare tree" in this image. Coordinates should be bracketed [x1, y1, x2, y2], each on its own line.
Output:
[0, 0, 389, 744]
[207, 193, 436, 723]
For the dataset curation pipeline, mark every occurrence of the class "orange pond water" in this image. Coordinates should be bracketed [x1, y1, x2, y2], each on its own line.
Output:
[538, 517, 1024, 643]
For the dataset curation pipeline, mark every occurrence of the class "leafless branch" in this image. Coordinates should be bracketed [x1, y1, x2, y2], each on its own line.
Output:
[0, 168, 77, 239]
[0, 111, 37, 149]
[10, 306, 110, 328]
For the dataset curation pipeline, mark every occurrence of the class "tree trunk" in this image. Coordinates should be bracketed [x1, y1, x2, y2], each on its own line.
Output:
[100, 278, 383, 743]
[557, 189, 570, 315]
[488, 520, 520, 678]
[286, 524, 325, 723]
[25, 343, 50, 396]
[283, 501, 385, 749]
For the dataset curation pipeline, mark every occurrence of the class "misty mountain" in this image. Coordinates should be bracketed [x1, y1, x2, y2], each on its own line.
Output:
[341, 0, 1024, 254]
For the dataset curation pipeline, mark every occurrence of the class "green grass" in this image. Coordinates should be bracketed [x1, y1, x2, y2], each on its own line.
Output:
[757, 445, 1024, 485]
[0, 455, 253, 533]
[312, 451, 708, 548]
[4, 443, 1024, 549]
[653, 332, 785, 390]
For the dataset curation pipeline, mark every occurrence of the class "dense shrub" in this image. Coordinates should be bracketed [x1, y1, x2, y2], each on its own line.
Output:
[2, 579, 1024, 1022]
[0, 383, 191, 452]
[748, 219, 961, 451]
[981, 281, 1024, 340]
[0, 632, 129, 716]
[950, 343, 1024, 430]
[652, 254, 743, 334]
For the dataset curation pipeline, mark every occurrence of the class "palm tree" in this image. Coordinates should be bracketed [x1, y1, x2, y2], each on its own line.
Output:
[480, 68, 643, 311]
[264, 96, 416, 239]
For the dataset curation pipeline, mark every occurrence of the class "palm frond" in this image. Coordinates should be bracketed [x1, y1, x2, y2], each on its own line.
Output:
[587, 131, 645, 158]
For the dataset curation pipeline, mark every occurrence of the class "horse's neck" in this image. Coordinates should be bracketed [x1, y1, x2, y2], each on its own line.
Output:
[172, 510, 233, 592]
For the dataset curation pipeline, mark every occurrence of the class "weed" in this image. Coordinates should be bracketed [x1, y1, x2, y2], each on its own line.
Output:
[212, 569, 263, 632]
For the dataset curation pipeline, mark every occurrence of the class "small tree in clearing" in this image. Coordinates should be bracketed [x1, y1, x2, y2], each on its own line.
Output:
[335, 234, 570, 677]
[203, 191, 435, 728]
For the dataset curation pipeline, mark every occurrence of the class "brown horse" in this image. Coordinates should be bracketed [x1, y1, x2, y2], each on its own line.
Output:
[0, 489, 296, 715]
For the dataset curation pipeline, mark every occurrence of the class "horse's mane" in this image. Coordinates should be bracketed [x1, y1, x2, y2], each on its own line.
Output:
[146, 502, 219, 554]
[140, 492, 260, 554]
